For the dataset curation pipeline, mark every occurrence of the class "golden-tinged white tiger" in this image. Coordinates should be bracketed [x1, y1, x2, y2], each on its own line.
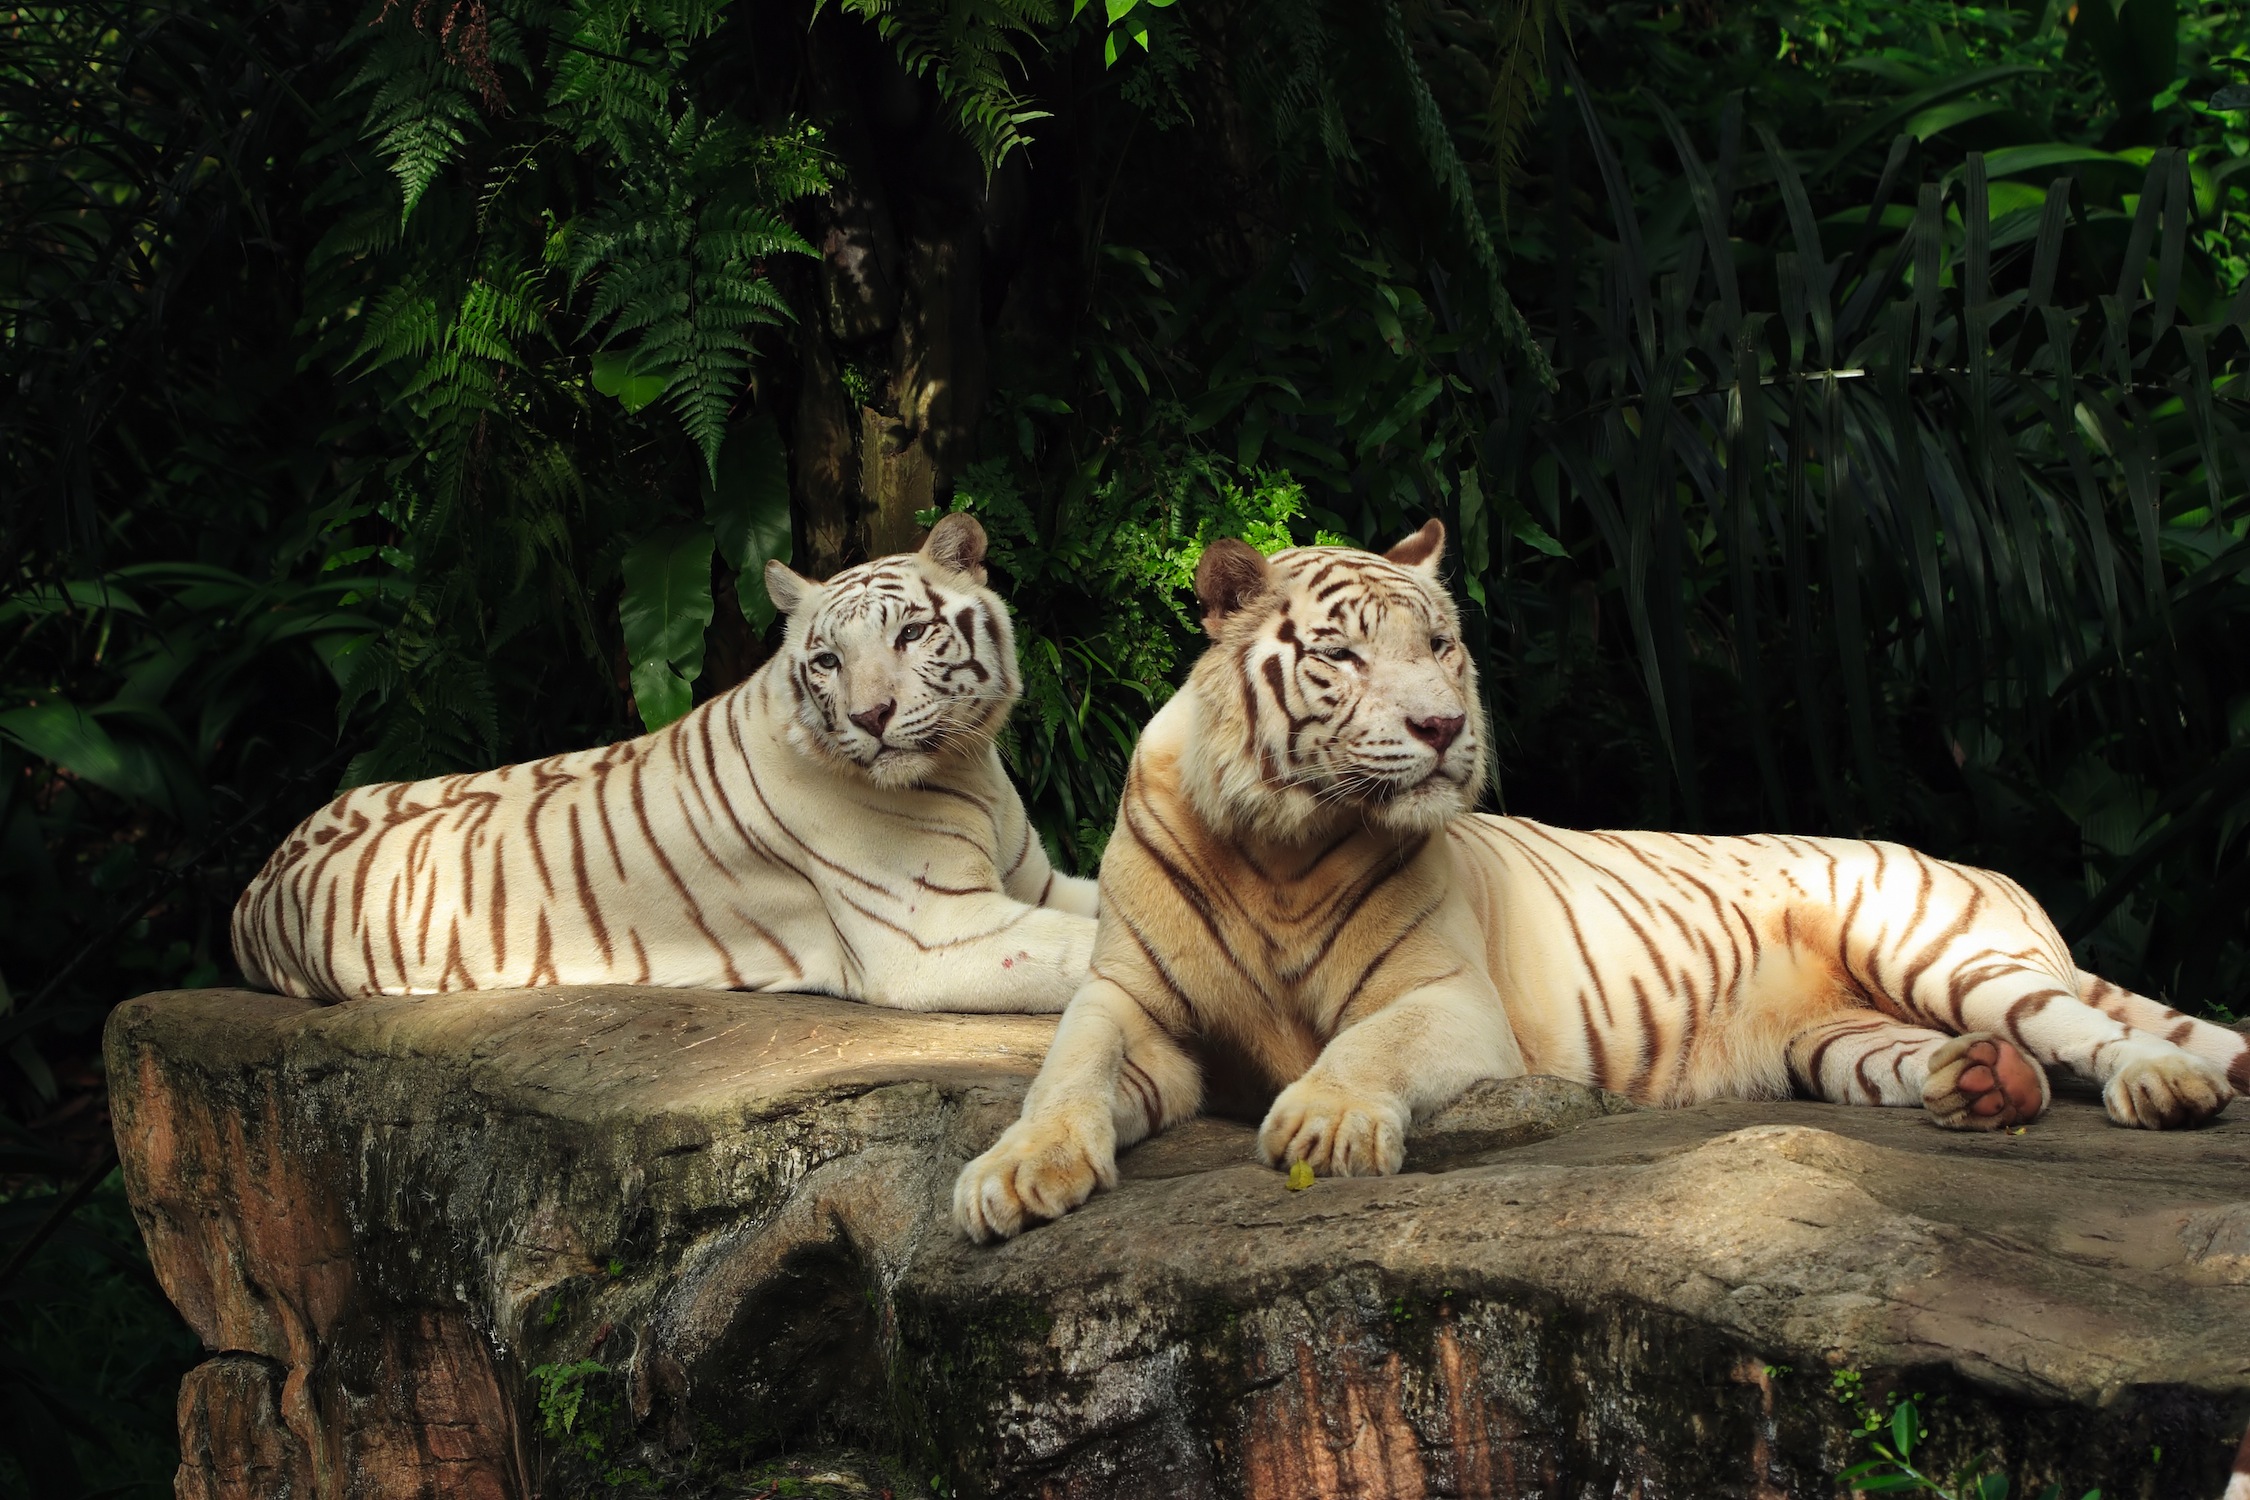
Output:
[233, 515, 1099, 1009]
[955, 521, 2247, 1241]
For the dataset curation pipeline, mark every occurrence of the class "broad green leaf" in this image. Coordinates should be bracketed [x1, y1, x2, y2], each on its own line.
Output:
[619, 524, 716, 731]
[1507, 504, 1567, 558]
[0, 703, 136, 798]
[1815, 64, 2040, 175]
[0, 580, 145, 624]
[1984, 180, 2048, 220]
[1104, 0, 1139, 21]
[1978, 145, 2124, 179]
[629, 660, 694, 733]
[1977, 1470, 2010, 1499]
[1890, 1400, 1916, 1460]
[1907, 98, 2007, 140]
[703, 415, 795, 632]
[0, 702, 199, 820]
[590, 350, 667, 414]
[1458, 467, 1488, 574]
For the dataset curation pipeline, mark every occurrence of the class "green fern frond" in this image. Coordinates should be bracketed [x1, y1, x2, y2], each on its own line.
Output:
[1382, 1, 1553, 388]
[828, 0, 1060, 166]
[546, 0, 732, 160]
[567, 104, 822, 472]
[355, 13, 492, 221]
[374, 92, 479, 222]
[349, 276, 448, 372]
[1486, 0, 1568, 193]
[738, 120, 833, 201]
[1241, 2, 1357, 172]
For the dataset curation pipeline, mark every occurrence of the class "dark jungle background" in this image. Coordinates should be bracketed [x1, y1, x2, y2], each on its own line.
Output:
[2, 0, 2246, 1489]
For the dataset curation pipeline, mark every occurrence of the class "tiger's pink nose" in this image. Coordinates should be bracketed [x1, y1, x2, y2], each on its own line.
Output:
[1406, 713, 1465, 752]
[850, 700, 896, 737]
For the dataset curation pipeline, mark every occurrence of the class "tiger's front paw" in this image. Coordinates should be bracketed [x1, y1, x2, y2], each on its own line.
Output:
[953, 1109, 1118, 1243]
[1258, 1075, 1406, 1178]
[1923, 1032, 2049, 1130]
[2103, 1047, 2234, 1130]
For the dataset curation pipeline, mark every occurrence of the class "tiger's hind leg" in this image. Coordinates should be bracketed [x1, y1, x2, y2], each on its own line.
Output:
[1785, 1015, 2047, 1129]
[1918, 962, 2234, 1130]
[2077, 970, 2250, 1095]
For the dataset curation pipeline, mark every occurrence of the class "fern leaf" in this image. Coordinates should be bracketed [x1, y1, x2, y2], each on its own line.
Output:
[1487, 0, 1569, 194]
[1382, 1, 1553, 388]
[832, 0, 1061, 166]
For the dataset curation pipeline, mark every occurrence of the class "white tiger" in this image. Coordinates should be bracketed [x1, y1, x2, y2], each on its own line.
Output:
[232, 515, 1099, 1009]
[956, 522, 2244, 1244]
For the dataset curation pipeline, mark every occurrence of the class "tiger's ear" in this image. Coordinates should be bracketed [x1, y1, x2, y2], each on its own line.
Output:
[921, 512, 988, 585]
[764, 559, 816, 617]
[1385, 519, 1445, 576]
[1193, 537, 1273, 635]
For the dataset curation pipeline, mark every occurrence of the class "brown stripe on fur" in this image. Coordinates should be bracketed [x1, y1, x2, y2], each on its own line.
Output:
[1627, 977, 1660, 1099]
[1109, 909, 1205, 1031]
[1119, 1058, 1161, 1132]
[1896, 883, 1985, 1014]
[528, 911, 558, 986]
[566, 804, 615, 966]
[626, 762, 747, 988]
[1598, 887, 1678, 993]
[489, 835, 508, 972]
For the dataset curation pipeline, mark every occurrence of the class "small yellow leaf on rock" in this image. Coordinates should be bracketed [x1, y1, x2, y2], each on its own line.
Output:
[1286, 1161, 1316, 1191]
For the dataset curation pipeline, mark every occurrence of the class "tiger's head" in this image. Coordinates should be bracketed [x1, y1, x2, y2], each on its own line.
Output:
[1180, 520, 1485, 843]
[763, 514, 1021, 789]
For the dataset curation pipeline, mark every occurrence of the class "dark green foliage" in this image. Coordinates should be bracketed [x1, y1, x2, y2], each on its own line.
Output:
[0, 1173, 203, 1496]
[1490, 0, 2250, 1003]
[2, 0, 2247, 1490]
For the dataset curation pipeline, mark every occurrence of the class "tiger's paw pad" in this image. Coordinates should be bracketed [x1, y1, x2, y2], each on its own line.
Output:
[2103, 1048, 2234, 1130]
[1258, 1077, 1406, 1178]
[953, 1112, 1118, 1244]
[1922, 1032, 2048, 1131]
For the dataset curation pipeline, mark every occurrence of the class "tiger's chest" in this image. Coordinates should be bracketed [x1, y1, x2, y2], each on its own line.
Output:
[1108, 796, 1459, 1036]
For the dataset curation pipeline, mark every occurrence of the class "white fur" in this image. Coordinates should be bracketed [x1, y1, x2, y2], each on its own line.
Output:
[234, 531, 1099, 1010]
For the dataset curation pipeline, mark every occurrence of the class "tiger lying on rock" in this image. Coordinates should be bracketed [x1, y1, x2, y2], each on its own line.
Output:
[233, 515, 1099, 1009]
[955, 521, 2247, 1242]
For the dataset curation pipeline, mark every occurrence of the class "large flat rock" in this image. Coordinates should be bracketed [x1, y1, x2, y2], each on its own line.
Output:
[108, 987, 2250, 1499]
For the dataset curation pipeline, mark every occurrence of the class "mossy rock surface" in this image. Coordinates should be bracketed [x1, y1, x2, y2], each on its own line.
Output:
[109, 987, 2250, 1499]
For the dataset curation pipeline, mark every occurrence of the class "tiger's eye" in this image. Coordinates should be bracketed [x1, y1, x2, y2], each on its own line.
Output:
[897, 621, 929, 646]
[1319, 645, 1357, 664]
[812, 651, 840, 670]
[1431, 635, 1452, 654]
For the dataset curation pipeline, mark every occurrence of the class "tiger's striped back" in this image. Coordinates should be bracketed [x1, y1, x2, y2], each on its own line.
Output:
[234, 516, 1099, 1011]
